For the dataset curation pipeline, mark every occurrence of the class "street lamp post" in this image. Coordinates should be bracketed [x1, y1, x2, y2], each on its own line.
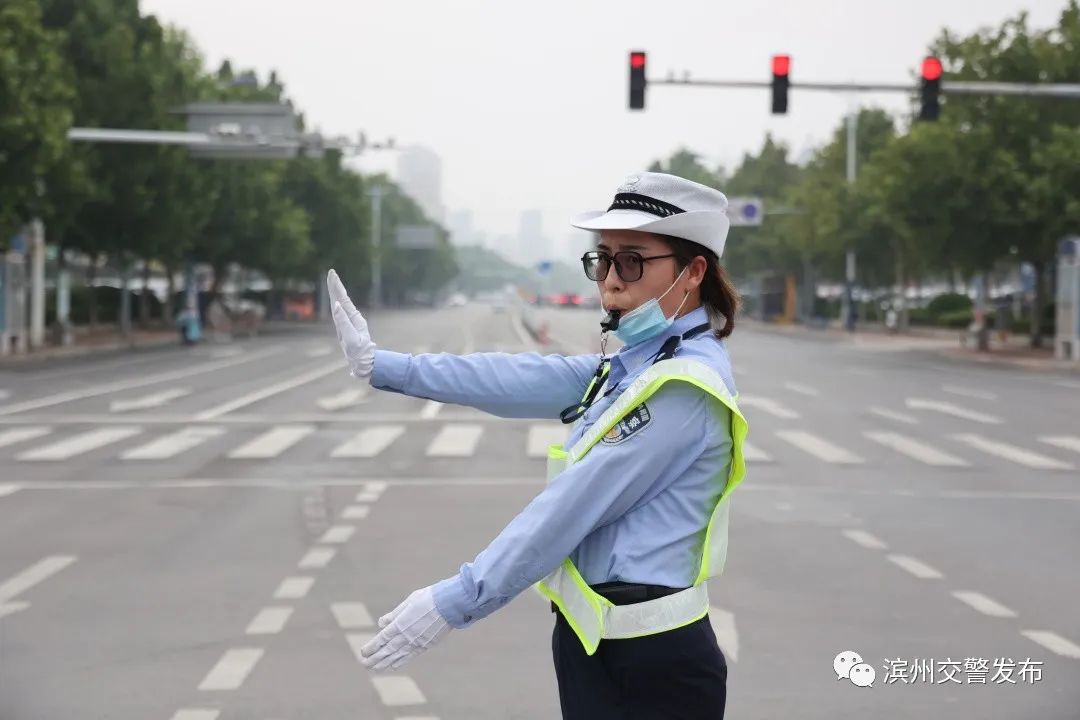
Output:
[369, 185, 385, 308]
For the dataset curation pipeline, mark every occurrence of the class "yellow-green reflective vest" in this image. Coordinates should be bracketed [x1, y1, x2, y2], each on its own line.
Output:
[534, 356, 748, 656]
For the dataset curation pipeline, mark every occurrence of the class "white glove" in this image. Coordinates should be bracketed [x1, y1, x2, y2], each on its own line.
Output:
[327, 269, 376, 379]
[360, 585, 453, 672]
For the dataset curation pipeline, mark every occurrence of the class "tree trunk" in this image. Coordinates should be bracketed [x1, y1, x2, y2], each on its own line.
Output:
[139, 258, 152, 328]
[163, 262, 176, 324]
[975, 270, 991, 352]
[1029, 261, 1043, 349]
[87, 253, 101, 330]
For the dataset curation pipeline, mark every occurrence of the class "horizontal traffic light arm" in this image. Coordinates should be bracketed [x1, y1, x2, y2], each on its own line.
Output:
[650, 77, 1080, 98]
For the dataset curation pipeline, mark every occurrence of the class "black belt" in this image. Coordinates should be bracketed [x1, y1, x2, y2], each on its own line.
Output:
[550, 582, 688, 613]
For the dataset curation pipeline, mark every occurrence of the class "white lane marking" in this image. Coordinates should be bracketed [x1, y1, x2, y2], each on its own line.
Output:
[0, 556, 77, 603]
[346, 632, 375, 662]
[195, 361, 343, 420]
[342, 505, 370, 520]
[109, 388, 191, 413]
[366, 481, 388, 494]
[331, 426, 405, 458]
[742, 442, 772, 463]
[951, 434, 1074, 471]
[331, 602, 374, 629]
[228, 425, 315, 459]
[419, 400, 442, 419]
[775, 431, 864, 464]
[354, 490, 381, 503]
[864, 431, 970, 467]
[394, 716, 439, 720]
[527, 424, 566, 458]
[121, 427, 224, 460]
[319, 525, 356, 544]
[299, 548, 336, 569]
[737, 396, 800, 420]
[0, 389, 9, 400]
[0, 349, 281, 416]
[842, 529, 888, 550]
[0, 601, 30, 619]
[306, 346, 333, 358]
[869, 407, 918, 425]
[0, 426, 52, 449]
[274, 577, 315, 600]
[905, 398, 1003, 424]
[170, 710, 220, 720]
[887, 554, 943, 579]
[1020, 630, 1080, 659]
[1039, 436, 1080, 455]
[942, 385, 998, 401]
[951, 591, 1017, 618]
[708, 605, 738, 663]
[372, 676, 427, 706]
[783, 381, 819, 397]
[425, 424, 484, 457]
[317, 388, 369, 411]
[197, 648, 264, 691]
[245, 606, 293, 635]
[0, 484, 22, 498]
[1054, 380, 1080, 390]
[17, 427, 141, 461]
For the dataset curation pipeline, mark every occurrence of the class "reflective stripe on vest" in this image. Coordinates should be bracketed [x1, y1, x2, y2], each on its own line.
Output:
[535, 356, 748, 655]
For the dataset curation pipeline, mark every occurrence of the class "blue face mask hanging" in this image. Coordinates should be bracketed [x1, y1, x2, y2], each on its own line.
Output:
[610, 267, 690, 347]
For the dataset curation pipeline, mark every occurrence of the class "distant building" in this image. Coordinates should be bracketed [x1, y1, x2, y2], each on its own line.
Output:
[396, 145, 444, 224]
[517, 209, 551, 266]
[447, 209, 474, 247]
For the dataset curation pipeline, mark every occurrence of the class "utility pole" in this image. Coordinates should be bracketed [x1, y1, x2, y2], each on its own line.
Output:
[369, 185, 385, 308]
[843, 109, 858, 332]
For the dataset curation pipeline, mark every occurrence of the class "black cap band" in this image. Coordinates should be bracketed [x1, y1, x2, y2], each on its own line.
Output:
[607, 192, 686, 218]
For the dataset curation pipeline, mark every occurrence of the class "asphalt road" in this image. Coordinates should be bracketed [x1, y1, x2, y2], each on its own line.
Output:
[1, 302, 1078, 720]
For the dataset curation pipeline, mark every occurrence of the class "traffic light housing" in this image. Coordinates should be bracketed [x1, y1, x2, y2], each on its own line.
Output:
[771, 54, 790, 114]
[919, 56, 942, 121]
[629, 51, 646, 110]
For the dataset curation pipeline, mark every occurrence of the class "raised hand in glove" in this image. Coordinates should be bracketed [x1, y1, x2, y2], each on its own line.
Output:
[360, 585, 453, 672]
[327, 269, 376, 379]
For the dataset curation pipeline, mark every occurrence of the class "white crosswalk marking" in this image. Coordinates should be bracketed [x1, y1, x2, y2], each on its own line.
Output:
[245, 606, 293, 635]
[228, 425, 315, 459]
[426, 424, 484, 457]
[331, 602, 374, 629]
[372, 676, 427, 706]
[17, 427, 141, 461]
[274, 577, 315, 600]
[317, 388, 369, 411]
[170, 710, 220, 720]
[869, 407, 918, 425]
[887, 554, 943, 579]
[331, 425, 405, 458]
[109, 388, 190, 413]
[527, 424, 567, 458]
[1021, 630, 1080, 659]
[0, 555, 77, 602]
[783, 381, 819, 397]
[742, 442, 772, 463]
[951, 434, 1074, 470]
[942, 385, 998, 401]
[319, 525, 355, 544]
[197, 648, 264, 690]
[775, 431, 863, 464]
[906, 398, 1002, 424]
[1038, 436, 1080, 455]
[0, 484, 20, 499]
[419, 400, 443, 419]
[737, 396, 800, 420]
[121, 427, 224, 460]
[842, 529, 888, 550]
[951, 591, 1016, 618]
[298, 548, 336, 569]
[342, 505, 370, 520]
[0, 601, 29, 619]
[864, 431, 970, 467]
[0, 426, 52, 449]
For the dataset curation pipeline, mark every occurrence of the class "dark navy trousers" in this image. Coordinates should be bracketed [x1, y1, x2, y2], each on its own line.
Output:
[551, 611, 728, 719]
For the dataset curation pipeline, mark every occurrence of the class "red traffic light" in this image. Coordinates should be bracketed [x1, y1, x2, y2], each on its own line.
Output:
[630, 52, 646, 70]
[922, 57, 942, 81]
[772, 54, 791, 77]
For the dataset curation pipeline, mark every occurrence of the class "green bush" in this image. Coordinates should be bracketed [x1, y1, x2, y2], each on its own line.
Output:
[938, 309, 974, 329]
[925, 293, 972, 316]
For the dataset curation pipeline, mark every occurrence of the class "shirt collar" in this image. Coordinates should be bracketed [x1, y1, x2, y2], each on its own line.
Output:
[609, 305, 710, 377]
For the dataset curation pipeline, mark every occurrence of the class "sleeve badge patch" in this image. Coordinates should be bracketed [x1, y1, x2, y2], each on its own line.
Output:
[601, 403, 652, 445]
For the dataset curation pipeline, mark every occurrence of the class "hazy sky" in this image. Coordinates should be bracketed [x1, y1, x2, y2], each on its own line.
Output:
[142, 0, 1064, 247]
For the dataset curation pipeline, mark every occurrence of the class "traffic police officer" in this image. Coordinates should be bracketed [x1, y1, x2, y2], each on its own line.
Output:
[328, 171, 747, 719]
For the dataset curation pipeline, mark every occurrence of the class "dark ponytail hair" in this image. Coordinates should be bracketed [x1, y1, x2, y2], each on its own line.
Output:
[656, 234, 741, 339]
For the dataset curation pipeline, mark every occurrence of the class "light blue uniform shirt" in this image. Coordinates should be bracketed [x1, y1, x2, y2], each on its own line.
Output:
[370, 306, 737, 629]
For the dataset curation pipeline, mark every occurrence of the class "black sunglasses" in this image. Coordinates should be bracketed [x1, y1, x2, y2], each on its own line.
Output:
[581, 250, 676, 282]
